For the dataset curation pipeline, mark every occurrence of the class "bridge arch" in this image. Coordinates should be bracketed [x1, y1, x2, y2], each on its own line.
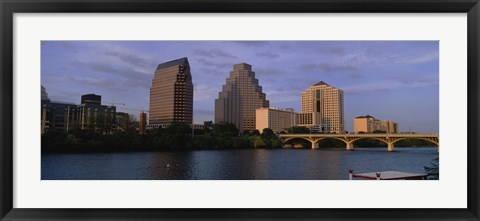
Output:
[283, 137, 315, 148]
[314, 137, 348, 148]
[283, 137, 314, 144]
[349, 137, 389, 146]
[391, 137, 439, 147]
[278, 134, 439, 151]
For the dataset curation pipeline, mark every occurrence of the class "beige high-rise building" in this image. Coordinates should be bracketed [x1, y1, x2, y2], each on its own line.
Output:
[354, 115, 398, 133]
[301, 81, 344, 133]
[149, 57, 193, 125]
[256, 107, 295, 133]
[215, 63, 269, 131]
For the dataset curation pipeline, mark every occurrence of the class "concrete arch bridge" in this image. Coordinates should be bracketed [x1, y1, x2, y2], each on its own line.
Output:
[279, 133, 439, 152]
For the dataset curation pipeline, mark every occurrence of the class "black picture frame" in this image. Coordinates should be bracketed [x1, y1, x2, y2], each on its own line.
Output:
[1, 0, 479, 220]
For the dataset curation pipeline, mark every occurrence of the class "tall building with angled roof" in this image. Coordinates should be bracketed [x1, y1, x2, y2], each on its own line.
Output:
[301, 81, 344, 133]
[149, 57, 193, 125]
[215, 63, 269, 131]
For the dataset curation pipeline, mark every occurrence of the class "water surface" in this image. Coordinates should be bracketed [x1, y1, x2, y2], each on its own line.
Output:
[41, 147, 438, 180]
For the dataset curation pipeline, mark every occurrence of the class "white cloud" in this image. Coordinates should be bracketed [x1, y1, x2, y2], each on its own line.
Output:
[394, 51, 439, 64]
[343, 80, 437, 94]
[194, 83, 219, 101]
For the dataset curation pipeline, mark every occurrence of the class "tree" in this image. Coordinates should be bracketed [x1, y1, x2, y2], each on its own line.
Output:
[203, 121, 214, 133]
[65, 134, 81, 146]
[192, 135, 215, 149]
[424, 157, 439, 180]
[271, 139, 282, 148]
[286, 126, 310, 134]
[232, 137, 250, 149]
[259, 128, 283, 148]
[212, 123, 239, 137]
[372, 130, 386, 134]
[248, 130, 260, 136]
[119, 114, 137, 133]
[162, 122, 193, 149]
[251, 136, 267, 148]
[68, 121, 83, 137]
[261, 128, 275, 139]
[353, 138, 386, 147]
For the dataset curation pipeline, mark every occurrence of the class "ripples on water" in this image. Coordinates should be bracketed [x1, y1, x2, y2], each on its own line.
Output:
[41, 147, 438, 180]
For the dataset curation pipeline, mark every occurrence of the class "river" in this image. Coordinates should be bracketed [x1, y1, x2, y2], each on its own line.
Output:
[41, 147, 438, 180]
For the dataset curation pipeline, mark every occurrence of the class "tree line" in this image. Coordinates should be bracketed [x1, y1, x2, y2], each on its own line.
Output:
[42, 119, 283, 153]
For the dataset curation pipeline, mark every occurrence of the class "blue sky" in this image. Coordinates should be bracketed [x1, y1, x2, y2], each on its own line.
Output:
[41, 41, 439, 133]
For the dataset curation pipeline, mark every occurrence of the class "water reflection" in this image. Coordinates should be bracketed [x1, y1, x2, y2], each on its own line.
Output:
[41, 147, 439, 180]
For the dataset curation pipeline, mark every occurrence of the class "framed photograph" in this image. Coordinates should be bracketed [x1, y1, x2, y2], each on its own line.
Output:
[1, 0, 479, 220]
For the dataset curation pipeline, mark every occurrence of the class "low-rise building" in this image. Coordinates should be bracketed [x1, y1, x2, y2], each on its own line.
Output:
[255, 107, 324, 133]
[354, 115, 398, 133]
[382, 120, 399, 133]
[41, 101, 77, 134]
[295, 112, 322, 132]
[69, 101, 116, 133]
[40, 90, 117, 134]
[256, 107, 296, 133]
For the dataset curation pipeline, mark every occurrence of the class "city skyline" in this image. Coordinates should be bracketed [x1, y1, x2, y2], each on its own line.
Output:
[41, 41, 439, 133]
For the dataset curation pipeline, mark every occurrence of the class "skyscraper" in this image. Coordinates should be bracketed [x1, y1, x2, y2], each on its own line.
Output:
[301, 81, 344, 133]
[215, 63, 269, 131]
[149, 57, 193, 126]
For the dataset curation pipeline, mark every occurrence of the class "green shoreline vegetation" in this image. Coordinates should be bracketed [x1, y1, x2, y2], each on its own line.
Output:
[42, 121, 437, 153]
[42, 121, 283, 153]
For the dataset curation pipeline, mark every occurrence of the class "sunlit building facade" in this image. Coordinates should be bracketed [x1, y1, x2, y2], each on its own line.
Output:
[256, 107, 295, 133]
[354, 115, 398, 133]
[295, 112, 322, 132]
[215, 63, 269, 131]
[149, 57, 193, 126]
[382, 120, 399, 133]
[301, 81, 344, 133]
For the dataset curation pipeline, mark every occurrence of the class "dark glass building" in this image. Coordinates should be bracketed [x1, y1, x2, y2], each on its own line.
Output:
[149, 57, 193, 126]
[41, 88, 116, 134]
[81, 94, 101, 105]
